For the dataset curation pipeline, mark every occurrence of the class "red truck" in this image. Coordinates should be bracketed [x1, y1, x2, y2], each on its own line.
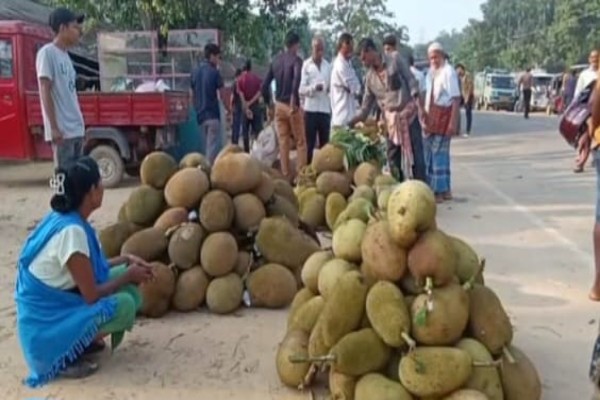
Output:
[0, 21, 190, 187]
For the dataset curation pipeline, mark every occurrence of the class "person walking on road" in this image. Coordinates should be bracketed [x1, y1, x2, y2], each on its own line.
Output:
[562, 69, 576, 108]
[190, 43, 230, 164]
[585, 71, 600, 302]
[455, 63, 474, 137]
[349, 38, 427, 183]
[574, 50, 600, 173]
[37, 7, 85, 170]
[575, 50, 599, 99]
[330, 33, 362, 130]
[299, 37, 332, 164]
[518, 68, 533, 119]
[237, 60, 263, 152]
[261, 31, 307, 182]
[422, 42, 461, 203]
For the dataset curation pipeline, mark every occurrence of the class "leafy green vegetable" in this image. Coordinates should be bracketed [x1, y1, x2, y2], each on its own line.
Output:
[331, 128, 386, 169]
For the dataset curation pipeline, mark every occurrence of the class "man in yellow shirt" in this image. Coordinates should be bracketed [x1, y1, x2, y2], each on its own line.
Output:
[456, 64, 474, 137]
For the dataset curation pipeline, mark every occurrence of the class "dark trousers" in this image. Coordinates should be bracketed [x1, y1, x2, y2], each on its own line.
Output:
[464, 101, 473, 134]
[523, 89, 532, 118]
[240, 103, 263, 152]
[304, 111, 331, 164]
[387, 118, 427, 183]
[231, 106, 243, 148]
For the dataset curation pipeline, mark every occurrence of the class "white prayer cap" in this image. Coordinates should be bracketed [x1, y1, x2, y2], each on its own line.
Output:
[428, 41, 444, 54]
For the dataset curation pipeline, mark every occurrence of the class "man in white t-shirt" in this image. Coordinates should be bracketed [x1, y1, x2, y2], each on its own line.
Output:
[330, 33, 362, 128]
[299, 37, 332, 163]
[37, 7, 85, 169]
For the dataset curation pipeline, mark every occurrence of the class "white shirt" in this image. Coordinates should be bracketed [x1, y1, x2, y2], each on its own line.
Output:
[29, 225, 90, 290]
[425, 62, 461, 112]
[299, 57, 332, 114]
[411, 66, 426, 94]
[330, 53, 362, 127]
[36, 43, 85, 141]
[574, 67, 598, 98]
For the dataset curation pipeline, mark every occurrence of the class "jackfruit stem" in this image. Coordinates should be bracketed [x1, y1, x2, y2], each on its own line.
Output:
[502, 346, 516, 364]
[289, 354, 336, 364]
[401, 332, 417, 351]
[473, 360, 502, 367]
[463, 258, 486, 291]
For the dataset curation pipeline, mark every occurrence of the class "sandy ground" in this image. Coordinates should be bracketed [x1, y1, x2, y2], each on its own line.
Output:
[0, 111, 598, 399]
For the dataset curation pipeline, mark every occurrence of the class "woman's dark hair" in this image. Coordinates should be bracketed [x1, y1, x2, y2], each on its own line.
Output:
[50, 156, 101, 214]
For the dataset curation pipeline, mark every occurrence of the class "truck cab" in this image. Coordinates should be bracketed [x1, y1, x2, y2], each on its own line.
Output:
[0, 21, 190, 187]
[474, 70, 516, 111]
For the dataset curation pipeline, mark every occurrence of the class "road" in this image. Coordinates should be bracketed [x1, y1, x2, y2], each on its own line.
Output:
[0, 110, 597, 399]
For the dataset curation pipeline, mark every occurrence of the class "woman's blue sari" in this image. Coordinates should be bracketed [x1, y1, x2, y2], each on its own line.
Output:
[14, 211, 117, 388]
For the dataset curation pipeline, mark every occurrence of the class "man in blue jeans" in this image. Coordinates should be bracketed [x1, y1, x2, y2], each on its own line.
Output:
[190, 44, 230, 164]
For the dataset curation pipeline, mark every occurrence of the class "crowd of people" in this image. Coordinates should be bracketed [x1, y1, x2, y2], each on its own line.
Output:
[193, 31, 469, 204]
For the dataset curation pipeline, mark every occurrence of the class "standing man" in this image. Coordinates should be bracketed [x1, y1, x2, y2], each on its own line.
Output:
[562, 69, 576, 108]
[330, 33, 362, 129]
[37, 7, 85, 169]
[299, 37, 332, 164]
[455, 63, 474, 137]
[349, 38, 427, 183]
[237, 59, 263, 152]
[190, 43, 230, 164]
[518, 68, 533, 119]
[261, 31, 306, 182]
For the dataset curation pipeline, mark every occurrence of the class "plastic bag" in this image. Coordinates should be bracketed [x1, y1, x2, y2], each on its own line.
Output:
[250, 123, 279, 167]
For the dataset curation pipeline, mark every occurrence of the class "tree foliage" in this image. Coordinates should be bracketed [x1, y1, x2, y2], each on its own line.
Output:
[310, 0, 409, 54]
[422, 0, 600, 72]
[42, 0, 307, 63]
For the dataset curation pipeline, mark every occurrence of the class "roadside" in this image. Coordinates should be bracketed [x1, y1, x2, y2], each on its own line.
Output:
[0, 111, 596, 399]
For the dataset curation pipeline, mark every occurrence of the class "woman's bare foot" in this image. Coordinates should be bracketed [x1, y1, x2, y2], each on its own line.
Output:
[443, 192, 453, 200]
[435, 195, 444, 204]
[590, 288, 600, 301]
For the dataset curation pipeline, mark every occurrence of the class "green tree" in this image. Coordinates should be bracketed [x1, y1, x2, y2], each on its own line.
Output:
[309, 0, 409, 47]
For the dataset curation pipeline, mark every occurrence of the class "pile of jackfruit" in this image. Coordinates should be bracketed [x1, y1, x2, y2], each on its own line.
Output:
[99, 145, 321, 318]
[277, 179, 542, 400]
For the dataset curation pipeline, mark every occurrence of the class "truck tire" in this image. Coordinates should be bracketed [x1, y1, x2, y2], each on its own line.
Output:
[89, 145, 125, 188]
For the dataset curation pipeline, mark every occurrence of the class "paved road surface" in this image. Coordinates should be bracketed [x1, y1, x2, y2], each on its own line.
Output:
[0, 110, 597, 399]
[448, 111, 597, 399]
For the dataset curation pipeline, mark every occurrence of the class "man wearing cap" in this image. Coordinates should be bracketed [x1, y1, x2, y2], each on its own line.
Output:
[37, 7, 86, 169]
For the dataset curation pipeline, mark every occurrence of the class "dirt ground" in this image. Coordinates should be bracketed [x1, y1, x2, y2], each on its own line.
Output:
[0, 113, 599, 399]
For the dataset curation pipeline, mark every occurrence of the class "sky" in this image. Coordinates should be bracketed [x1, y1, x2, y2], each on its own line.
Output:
[388, 0, 485, 44]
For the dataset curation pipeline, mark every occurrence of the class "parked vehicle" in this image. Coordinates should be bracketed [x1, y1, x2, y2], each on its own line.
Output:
[546, 73, 565, 115]
[474, 69, 516, 111]
[0, 21, 190, 187]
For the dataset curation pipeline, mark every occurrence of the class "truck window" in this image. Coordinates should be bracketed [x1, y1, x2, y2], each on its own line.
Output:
[0, 39, 13, 78]
[491, 76, 515, 89]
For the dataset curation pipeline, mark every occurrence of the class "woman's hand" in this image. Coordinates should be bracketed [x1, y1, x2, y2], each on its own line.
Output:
[126, 264, 154, 285]
[125, 254, 152, 269]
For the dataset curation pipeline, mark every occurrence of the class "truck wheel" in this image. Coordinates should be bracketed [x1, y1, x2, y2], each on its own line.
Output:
[89, 145, 125, 188]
